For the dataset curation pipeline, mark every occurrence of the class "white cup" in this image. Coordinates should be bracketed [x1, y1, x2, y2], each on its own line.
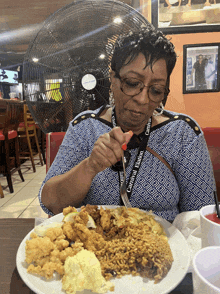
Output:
[200, 204, 220, 248]
[192, 246, 220, 294]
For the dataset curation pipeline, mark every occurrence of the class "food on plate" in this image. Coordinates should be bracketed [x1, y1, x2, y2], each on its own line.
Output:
[25, 227, 83, 279]
[63, 211, 97, 228]
[111, 206, 167, 236]
[25, 205, 173, 293]
[62, 249, 114, 294]
[34, 222, 63, 237]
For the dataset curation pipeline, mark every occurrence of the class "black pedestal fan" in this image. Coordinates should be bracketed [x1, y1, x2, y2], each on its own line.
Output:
[22, 0, 151, 133]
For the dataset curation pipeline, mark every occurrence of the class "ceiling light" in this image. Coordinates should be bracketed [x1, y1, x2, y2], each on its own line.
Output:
[113, 17, 122, 24]
[99, 54, 105, 59]
[32, 57, 39, 63]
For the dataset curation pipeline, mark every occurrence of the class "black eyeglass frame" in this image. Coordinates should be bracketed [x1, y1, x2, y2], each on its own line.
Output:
[114, 73, 170, 103]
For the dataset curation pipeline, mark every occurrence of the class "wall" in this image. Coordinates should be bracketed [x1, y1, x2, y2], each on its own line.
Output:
[165, 32, 220, 128]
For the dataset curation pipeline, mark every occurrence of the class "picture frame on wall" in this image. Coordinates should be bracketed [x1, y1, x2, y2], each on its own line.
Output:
[151, 0, 220, 34]
[183, 43, 220, 94]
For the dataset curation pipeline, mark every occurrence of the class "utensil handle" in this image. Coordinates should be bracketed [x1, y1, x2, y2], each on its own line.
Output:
[121, 151, 126, 176]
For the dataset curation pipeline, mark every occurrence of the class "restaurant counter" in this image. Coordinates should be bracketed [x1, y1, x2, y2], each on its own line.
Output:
[0, 218, 193, 294]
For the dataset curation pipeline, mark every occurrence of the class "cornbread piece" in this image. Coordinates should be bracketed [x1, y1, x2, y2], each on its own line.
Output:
[62, 249, 114, 294]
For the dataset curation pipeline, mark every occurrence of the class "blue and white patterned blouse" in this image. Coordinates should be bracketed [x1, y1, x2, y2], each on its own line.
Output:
[38, 106, 215, 221]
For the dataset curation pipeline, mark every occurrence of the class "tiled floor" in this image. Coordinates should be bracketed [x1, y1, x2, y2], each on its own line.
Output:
[0, 158, 48, 218]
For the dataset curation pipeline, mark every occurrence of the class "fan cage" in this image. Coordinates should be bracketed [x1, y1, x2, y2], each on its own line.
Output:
[23, 0, 151, 133]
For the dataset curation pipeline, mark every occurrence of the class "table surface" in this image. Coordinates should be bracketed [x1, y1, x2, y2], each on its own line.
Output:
[0, 218, 193, 294]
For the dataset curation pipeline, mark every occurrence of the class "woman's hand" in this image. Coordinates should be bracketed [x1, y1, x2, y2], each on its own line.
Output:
[87, 127, 133, 175]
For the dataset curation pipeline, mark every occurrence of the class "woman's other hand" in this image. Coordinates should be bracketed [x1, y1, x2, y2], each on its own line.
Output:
[88, 127, 133, 174]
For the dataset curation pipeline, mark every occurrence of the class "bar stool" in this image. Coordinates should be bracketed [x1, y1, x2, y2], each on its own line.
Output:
[36, 124, 46, 164]
[0, 183, 4, 198]
[0, 100, 24, 195]
[18, 104, 44, 172]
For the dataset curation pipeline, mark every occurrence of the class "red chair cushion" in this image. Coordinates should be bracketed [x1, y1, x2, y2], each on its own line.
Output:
[18, 122, 25, 127]
[46, 132, 65, 172]
[0, 130, 17, 140]
[203, 127, 220, 147]
[18, 122, 35, 128]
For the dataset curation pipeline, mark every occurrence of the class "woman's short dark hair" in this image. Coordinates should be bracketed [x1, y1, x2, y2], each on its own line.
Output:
[110, 27, 177, 79]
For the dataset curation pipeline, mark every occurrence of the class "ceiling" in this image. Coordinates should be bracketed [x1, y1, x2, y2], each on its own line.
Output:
[0, 0, 138, 70]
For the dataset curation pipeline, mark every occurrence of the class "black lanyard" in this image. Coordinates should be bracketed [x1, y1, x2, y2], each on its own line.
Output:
[111, 107, 152, 199]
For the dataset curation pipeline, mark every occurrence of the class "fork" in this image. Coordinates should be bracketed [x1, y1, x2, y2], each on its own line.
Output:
[120, 151, 132, 208]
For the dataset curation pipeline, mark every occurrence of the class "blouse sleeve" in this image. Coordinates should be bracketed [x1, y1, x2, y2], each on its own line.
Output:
[174, 129, 215, 212]
[38, 122, 89, 216]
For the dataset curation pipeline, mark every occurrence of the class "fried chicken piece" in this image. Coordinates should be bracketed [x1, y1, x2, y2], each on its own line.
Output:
[49, 245, 82, 264]
[30, 232, 38, 239]
[84, 234, 106, 252]
[74, 223, 91, 242]
[95, 224, 104, 236]
[59, 246, 83, 263]
[63, 206, 78, 216]
[78, 210, 89, 225]
[55, 239, 69, 251]
[83, 239, 97, 252]
[92, 233, 107, 251]
[25, 236, 55, 264]
[45, 227, 66, 242]
[70, 241, 84, 255]
[50, 249, 63, 263]
[62, 222, 78, 241]
[27, 242, 84, 279]
[100, 207, 112, 231]
[27, 264, 41, 276]
[71, 210, 89, 226]
[27, 262, 64, 279]
[83, 204, 100, 221]
[25, 215, 87, 281]
[34, 256, 51, 267]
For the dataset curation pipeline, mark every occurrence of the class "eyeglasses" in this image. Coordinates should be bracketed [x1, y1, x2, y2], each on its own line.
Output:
[116, 75, 170, 103]
[111, 150, 131, 172]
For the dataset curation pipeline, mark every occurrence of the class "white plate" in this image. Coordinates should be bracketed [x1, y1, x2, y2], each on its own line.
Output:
[16, 206, 190, 294]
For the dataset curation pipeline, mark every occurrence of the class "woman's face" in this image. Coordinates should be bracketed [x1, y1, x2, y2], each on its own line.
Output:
[110, 53, 168, 134]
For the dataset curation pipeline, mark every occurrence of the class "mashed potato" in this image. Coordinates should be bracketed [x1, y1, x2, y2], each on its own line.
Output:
[62, 249, 114, 294]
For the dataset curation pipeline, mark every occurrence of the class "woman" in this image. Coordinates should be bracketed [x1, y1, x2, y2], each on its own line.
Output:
[39, 27, 215, 221]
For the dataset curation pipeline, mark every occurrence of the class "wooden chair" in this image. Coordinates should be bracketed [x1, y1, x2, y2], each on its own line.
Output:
[36, 123, 46, 164]
[46, 132, 65, 172]
[0, 100, 24, 196]
[18, 104, 44, 172]
[0, 183, 4, 198]
[203, 127, 220, 201]
[45, 132, 65, 218]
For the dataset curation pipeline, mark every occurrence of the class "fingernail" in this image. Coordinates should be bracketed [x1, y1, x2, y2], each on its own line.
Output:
[128, 130, 133, 137]
[122, 143, 127, 151]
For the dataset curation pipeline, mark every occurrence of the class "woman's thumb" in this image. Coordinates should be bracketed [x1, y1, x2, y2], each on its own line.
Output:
[122, 131, 133, 150]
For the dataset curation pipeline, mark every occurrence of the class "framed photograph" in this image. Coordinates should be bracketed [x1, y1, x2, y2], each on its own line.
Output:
[183, 43, 220, 94]
[151, 0, 220, 34]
